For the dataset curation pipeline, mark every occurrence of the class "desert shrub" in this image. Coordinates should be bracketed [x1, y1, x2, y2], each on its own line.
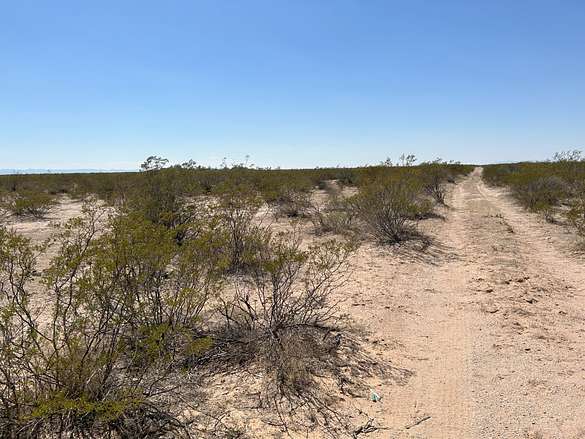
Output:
[212, 182, 267, 273]
[2, 190, 57, 218]
[121, 160, 201, 243]
[353, 177, 427, 243]
[0, 202, 224, 437]
[568, 194, 585, 237]
[318, 180, 342, 197]
[310, 196, 356, 236]
[98, 211, 226, 362]
[419, 162, 451, 204]
[218, 232, 354, 394]
[0, 158, 473, 211]
[483, 152, 585, 206]
[271, 189, 313, 218]
[514, 175, 568, 211]
[483, 156, 585, 228]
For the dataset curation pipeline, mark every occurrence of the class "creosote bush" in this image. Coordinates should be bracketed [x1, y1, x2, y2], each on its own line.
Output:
[0, 155, 474, 436]
[568, 194, 585, 238]
[419, 161, 451, 204]
[353, 177, 428, 243]
[515, 176, 569, 212]
[484, 152, 585, 231]
[310, 196, 357, 237]
[1, 190, 57, 218]
[271, 189, 313, 218]
[212, 182, 266, 273]
[121, 158, 201, 243]
[218, 231, 355, 395]
[0, 201, 224, 437]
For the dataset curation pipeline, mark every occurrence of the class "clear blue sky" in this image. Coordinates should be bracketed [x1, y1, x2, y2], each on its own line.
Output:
[1, 0, 584, 170]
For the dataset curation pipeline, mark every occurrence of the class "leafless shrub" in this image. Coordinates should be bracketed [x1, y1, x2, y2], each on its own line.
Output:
[218, 232, 353, 384]
[210, 232, 367, 435]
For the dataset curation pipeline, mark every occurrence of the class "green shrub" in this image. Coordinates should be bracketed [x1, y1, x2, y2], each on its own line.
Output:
[483, 155, 585, 230]
[310, 196, 356, 236]
[122, 164, 200, 243]
[0, 201, 224, 437]
[515, 175, 569, 211]
[2, 190, 57, 217]
[271, 188, 313, 218]
[353, 177, 427, 243]
[419, 161, 451, 204]
[212, 182, 266, 273]
[568, 194, 585, 237]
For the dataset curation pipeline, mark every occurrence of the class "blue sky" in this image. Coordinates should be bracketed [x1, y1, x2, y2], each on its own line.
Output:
[1, 0, 584, 169]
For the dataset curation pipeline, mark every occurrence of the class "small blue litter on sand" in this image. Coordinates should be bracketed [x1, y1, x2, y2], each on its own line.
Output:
[370, 389, 382, 402]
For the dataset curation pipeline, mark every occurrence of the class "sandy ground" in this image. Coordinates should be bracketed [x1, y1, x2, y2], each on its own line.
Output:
[4, 169, 585, 438]
[338, 168, 585, 439]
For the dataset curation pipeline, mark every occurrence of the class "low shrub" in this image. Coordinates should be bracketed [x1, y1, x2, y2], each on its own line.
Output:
[353, 177, 427, 243]
[483, 154, 585, 227]
[121, 162, 200, 242]
[568, 194, 585, 237]
[212, 182, 266, 273]
[271, 189, 313, 218]
[218, 233, 354, 395]
[515, 175, 569, 211]
[0, 201, 224, 437]
[419, 162, 451, 204]
[2, 190, 57, 217]
[310, 196, 356, 236]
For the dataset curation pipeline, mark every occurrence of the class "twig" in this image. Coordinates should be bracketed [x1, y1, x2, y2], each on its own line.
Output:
[352, 418, 388, 438]
[405, 415, 431, 429]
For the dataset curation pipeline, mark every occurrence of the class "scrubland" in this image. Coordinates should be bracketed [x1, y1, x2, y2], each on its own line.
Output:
[2, 154, 585, 438]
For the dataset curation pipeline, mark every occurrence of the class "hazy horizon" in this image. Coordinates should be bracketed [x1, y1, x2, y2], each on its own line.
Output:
[2, 1, 584, 169]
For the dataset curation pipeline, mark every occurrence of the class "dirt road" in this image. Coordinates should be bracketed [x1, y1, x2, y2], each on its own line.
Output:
[346, 168, 585, 438]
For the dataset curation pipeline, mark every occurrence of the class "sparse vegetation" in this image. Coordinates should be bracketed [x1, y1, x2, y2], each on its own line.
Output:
[1, 190, 57, 218]
[311, 196, 357, 236]
[0, 156, 472, 437]
[483, 150, 585, 231]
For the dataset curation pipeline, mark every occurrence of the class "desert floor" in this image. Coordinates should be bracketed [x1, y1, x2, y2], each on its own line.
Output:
[7, 168, 585, 439]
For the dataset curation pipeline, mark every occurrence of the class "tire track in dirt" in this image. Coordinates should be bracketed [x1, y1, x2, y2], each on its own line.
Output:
[360, 168, 585, 438]
[468, 169, 585, 439]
